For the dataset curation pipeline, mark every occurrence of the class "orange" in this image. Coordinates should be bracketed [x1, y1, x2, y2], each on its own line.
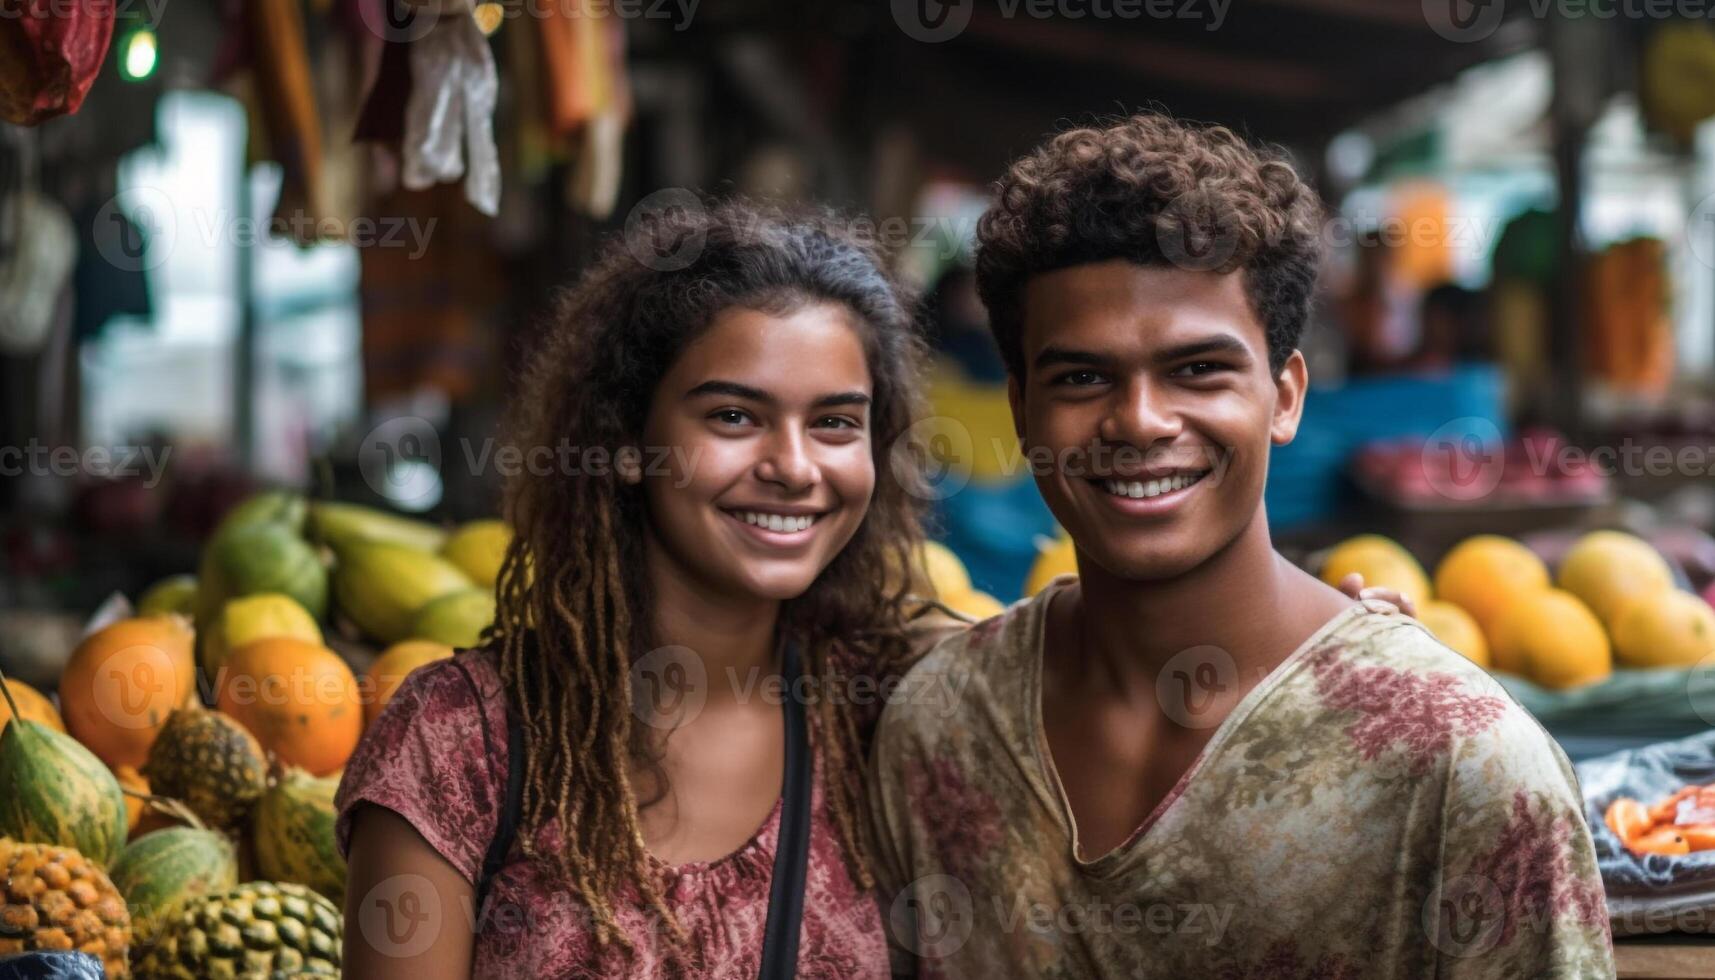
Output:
[1418, 600, 1489, 668]
[1611, 589, 1715, 669]
[1320, 534, 1432, 602]
[0, 677, 66, 734]
[113, 764, 149, 834]
[363, 640, 456, 726]
[59, 614, 198, 768]
[1556, 530, 1675, 627]
[217, 636, 362, 777]
[1433, 536, 1550, 643]
[1490, 588, 1611, 689]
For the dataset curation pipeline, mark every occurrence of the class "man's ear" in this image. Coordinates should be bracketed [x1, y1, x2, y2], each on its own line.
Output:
[1270, 350, 1310, 446]
[1007, 373, 1025, 440]
[616, 445, 643, 485]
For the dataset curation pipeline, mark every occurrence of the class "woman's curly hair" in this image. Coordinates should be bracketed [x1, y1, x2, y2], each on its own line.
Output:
[487, 198, 928, 960]
[975, 112, 1325, 375]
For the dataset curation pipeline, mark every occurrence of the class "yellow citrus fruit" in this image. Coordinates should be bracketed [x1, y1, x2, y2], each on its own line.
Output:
[1319, 534, 1432, 602]
[1490, 588, 1611, 689]
[364, 640, 456, 726]
[440, 519, 513, 590]
[942, 590, 1005, 621]
[919, 541, 972, 599]
[1024, 535, 1077, 596]
[1611, 589, 1715, 669]
[137, 574, 199, 617]
[0, 677, 65, 734]
[1433, 535, 1551, 642]
[1556, 530, 1675, 627]
[203, 592, 323, 680]
[1418, 600, 1490, 668]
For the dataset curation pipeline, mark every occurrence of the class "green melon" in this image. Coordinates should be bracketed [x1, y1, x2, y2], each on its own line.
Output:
[0, 675, 128, 869]
[254, 767, 345, 903]
[199, 523, 328, 626]
[410, 588, 496, 648]
[110, 827, 239, 942]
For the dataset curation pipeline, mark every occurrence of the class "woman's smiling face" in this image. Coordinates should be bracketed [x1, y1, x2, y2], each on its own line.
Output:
[631, 302, 877, 602]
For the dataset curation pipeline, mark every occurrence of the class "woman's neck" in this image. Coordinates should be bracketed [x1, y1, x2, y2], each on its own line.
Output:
[643, 533, 782, 707]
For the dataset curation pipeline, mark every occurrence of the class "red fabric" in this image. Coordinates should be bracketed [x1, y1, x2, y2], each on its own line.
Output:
[335, 647, 890, 978]
[0, 0, 116, 125]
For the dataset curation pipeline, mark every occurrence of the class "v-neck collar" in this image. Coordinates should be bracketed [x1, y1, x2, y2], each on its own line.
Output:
[1022, 580, 1374, 878]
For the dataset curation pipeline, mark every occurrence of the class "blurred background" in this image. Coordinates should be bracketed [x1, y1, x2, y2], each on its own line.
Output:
[10, 0, 1715, 964]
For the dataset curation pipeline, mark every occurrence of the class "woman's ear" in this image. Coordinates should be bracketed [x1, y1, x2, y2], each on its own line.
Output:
[616, 445, 643, 485]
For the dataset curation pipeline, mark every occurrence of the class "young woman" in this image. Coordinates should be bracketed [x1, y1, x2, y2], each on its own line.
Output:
[335, 200, 932, 977]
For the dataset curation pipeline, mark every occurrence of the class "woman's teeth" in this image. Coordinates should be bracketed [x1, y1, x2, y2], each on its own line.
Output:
[1101, 472, 1205, 499]
[735, 511, 817, 532]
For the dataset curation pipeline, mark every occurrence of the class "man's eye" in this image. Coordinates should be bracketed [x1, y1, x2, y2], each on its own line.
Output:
[1175, 361, 1225, 377]
[1054, 370, 1106, 386]
[711, 409, 752, 426]
[815, 415, 861, 430]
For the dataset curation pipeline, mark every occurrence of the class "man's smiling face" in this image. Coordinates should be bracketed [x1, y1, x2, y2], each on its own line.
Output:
[1009, 259, 1308, 583]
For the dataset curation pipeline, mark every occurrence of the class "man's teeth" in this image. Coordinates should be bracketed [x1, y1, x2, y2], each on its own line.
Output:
[1101, 472, 1205, 499]
[736, 511, 817, 532]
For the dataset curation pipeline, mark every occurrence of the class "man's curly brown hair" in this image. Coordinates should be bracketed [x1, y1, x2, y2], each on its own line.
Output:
[975, 112, 1325, 376]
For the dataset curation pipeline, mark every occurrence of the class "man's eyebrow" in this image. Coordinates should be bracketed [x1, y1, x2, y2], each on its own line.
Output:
[1032, 345, 1110, 370]
[1155, 335, 1252, 364]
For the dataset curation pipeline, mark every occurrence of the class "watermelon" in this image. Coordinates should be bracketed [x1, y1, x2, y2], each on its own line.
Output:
[254, 766, 345, 902]
[109, 827, 239, 942]
[0, 674, 128, 869]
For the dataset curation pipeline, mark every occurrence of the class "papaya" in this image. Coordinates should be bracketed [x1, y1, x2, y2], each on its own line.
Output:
[410, 588, 496, 648]
[0, 671, 130, 868]
[109, 826, 239, 942]
[441, 519, 512, 588]
[0, 677, 64, 734]
[333, 540, 473, 643]
[253, 765, 345, 902]
[308, 499, 447, 553]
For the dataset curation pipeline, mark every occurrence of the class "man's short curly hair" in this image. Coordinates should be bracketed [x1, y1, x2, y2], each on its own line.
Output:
[975, 113, 1325, 377]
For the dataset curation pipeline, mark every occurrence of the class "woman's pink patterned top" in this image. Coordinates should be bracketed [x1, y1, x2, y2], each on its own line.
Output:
[334, 647, 889, 979]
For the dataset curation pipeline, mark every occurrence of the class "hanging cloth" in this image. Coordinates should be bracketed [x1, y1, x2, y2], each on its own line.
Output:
[401, 9, 500, 215]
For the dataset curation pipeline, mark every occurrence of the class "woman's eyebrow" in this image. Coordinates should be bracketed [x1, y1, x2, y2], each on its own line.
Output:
[686, 379, 771, 403]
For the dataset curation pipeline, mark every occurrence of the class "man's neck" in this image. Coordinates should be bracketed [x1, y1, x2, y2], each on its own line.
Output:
[1063, 509, 1344, 704]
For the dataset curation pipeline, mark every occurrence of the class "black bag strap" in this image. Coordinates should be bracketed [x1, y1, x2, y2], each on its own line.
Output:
[759, 636, 811, 980]
[458, 658, 523, 913]
[470, 638, 812, 978]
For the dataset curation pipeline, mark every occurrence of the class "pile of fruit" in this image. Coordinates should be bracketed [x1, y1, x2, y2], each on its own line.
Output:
[0, 490, 515, 977]
[1319, 529, 1715, 689]
[1604, 784, 1715, 856]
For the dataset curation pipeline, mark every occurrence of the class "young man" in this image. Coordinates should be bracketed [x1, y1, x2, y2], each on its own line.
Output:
[869, 114, 1614, 978]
